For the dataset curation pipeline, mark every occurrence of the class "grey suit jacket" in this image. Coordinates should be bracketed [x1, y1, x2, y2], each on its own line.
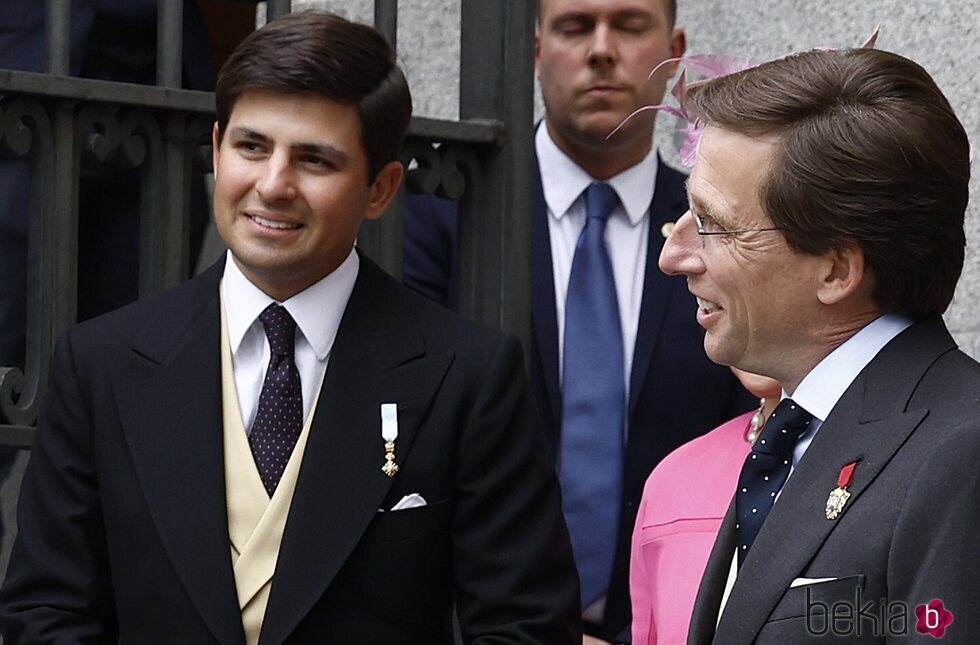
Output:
[688, 317, 980, 644]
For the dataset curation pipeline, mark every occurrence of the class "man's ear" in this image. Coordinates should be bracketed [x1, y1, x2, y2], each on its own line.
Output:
[816, 243, 868, 306]
[669, 27, 687, 63]
[363, 160, 405, 221]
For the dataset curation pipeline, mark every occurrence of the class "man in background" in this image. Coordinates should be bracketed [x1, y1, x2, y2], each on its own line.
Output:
[404, 0, 754, 640]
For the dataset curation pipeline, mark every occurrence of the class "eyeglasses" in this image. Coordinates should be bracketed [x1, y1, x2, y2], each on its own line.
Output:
[692, 212, 783, 238]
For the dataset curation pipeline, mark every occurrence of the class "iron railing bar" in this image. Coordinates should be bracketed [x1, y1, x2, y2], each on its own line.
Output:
[267, 0, 292, 21]
[409, 116, 503, 147]
[157, 0, 183, 88]
[374, 0, 398, 50]
[44, 0, 71, 75]
[0, 70, 214, 113]
[458, 0, 534, 347]
[0, 73, 503, 146]
[0, 426, 36, 450]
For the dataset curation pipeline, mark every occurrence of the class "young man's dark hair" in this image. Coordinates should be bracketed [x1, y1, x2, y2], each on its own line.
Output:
[215, 11, 412, 182]
[687, 47, 971, 319]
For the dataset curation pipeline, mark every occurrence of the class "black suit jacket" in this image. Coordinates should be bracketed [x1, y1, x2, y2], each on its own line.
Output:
[404, 154, 754, 640]
[0, 255, 581, 644]
[688, 318, 980, 644]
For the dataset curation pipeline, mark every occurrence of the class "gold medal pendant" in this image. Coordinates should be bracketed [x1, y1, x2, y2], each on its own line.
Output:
[380, 403, 399, 478]
[825, 461, 858, 520]
[825, 486, 851, 520]
[382, 441, 399, 477]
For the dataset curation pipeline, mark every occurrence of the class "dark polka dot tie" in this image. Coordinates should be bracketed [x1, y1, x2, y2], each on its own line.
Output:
[248, 303, 303, 497]
[735, 398, 812, 567]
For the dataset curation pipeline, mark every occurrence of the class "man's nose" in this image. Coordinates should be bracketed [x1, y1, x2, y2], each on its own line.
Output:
[659, 210, 705, 276]
[587, 22, 616, 68]
[256, 152, 296, 202]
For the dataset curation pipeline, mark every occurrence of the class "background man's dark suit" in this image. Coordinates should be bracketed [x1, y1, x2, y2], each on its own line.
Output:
[0, 255, 581, 643]
[403, 157, 755, 637]
[688, 317, 980, 644]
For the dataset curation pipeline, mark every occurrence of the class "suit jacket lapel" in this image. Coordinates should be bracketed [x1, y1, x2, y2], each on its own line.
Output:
[259, 258, 453, 645]
[688, 497, 738, 645]
[711, 319, 954, 644]
[628, 160, 689, 414]
[108, 258, 245, 645]
[530, 147, 562, 440]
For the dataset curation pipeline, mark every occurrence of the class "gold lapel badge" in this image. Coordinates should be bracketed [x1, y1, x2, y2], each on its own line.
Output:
[380, 403, 399, 477]
[825, 460, 858, 520]
[661, 222, 676, 239]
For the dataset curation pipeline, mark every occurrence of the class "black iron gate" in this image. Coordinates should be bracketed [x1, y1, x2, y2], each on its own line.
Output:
[0, 0, 535, 447]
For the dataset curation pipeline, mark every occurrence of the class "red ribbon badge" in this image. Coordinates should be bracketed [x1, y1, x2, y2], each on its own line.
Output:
[826, 460, 859, 520]
[837, 461, 857, 489]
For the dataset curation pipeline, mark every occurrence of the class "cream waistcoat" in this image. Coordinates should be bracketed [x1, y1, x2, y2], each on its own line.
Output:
[220, 293, 322, 645]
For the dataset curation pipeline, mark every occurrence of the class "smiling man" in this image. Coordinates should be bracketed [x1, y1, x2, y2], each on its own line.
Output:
[659, 47, 980, 644]
[0, 12, 581, 644]
[403, 3, 755, 640]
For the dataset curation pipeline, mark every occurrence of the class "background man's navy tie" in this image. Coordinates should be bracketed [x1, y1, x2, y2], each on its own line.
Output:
[735, 398, 812, 566]
[560, 182, 626, 605]
[249, 303, 303, 497]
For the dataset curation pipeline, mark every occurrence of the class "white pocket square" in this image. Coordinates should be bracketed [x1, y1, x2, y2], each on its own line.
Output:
[390, 493, 427, 511]
[790, 576, 838, 588]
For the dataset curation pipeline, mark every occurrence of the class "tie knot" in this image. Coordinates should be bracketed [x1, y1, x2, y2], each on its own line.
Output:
[584, 182, 619, 224]
[258, 303, 297, 357]
[752, 398, 812, 457]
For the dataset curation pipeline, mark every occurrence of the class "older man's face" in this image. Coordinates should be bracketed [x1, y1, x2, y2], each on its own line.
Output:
[659, 125, 827, 381]
[536, 0, 684, 156]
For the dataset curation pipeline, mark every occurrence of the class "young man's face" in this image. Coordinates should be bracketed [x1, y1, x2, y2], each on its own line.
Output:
[212, 89, 398, 300]
[535, 0, 685, 157]
[658, 125, 827, 382]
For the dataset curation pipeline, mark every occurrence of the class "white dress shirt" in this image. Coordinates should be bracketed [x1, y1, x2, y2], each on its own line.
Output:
[536, 124, 657, 396]
[221, 248, 359, 431]
[785, 312, 914, 472]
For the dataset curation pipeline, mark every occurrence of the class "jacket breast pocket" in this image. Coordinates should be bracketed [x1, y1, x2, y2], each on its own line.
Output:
[769, 574, 866, 622]
[361, 497, 453, 545]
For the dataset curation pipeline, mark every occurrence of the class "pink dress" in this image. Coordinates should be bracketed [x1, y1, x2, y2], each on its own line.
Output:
[629, 411, 754, 645]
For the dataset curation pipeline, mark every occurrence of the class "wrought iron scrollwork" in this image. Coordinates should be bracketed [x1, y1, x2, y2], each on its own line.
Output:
[404, 139, 482, 201]
[439, 142, 479, 200]
[0, 96, 53, 426]
[75, 104, 120, 165]
[118, 109, 164, 169]
[404, 139, 442, 195]
[0, 96, 48, 159]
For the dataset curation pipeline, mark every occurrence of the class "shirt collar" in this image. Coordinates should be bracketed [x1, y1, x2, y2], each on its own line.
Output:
[787, 313, 914, 422]
[534, 122, 658, 226]
[221, 248, 359, 360]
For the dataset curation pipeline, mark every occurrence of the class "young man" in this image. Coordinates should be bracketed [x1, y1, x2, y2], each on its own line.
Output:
[404, 1, 754, 640]
[0, 12, 580, 644]
[659, 47, 979, 644]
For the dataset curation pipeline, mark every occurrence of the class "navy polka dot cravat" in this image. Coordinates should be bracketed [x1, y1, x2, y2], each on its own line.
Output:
[735, 398, 812, 567]
[248, 303, 303, 497]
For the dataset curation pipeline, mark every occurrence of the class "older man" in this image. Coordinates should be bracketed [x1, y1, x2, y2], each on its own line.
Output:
[404, 2, 754, 639]
[659, 47, 978, 643]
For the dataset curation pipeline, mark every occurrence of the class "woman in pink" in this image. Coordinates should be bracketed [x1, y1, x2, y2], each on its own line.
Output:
[630, 370, 779, 644]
